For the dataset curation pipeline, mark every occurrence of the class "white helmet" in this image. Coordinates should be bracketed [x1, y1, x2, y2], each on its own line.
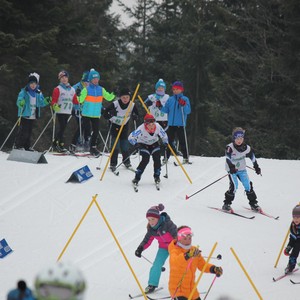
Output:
[35, 262, 86, 300]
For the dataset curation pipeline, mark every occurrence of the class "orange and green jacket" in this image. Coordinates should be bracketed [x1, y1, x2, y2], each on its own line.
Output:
[168, 240, 214, 300]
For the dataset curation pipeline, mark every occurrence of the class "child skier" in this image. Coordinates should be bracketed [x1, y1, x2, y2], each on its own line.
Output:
[144, 79, 169, 130]
[284, 205, 300, 274]
[15, 72, 48, 151]
[168, 226, 223, 300]
[102, 87, 139, 171]
[135, 204, 177, 294]
[223, 127, 262, 212]
[160, 81, 191, 164]
[128, 114, 168, 184]
[51, 70, 79, 152]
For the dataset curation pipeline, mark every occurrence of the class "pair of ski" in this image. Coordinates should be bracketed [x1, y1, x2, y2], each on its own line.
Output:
[129, 287, 166, 299]
[272, 268, 299, 282]
[133, 181, 160, 193]
[208, 206, 279, 220]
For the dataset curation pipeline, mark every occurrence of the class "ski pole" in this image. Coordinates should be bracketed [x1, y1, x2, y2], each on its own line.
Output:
[113, 146, 138, 171]
[32, 114, 54, 149]
[163, 148, 168, 178]
[203, 275, 217, 300]
[202, 254, 222, 260]
[96, 122, 112, 170]
[0, 117, 22, 151]
[181, 106, 189, 161]
[141, 255, 166, 272]
[186, 174, 228, 200]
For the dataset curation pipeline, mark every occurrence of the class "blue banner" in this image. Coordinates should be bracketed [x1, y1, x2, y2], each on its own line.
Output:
[0, 238, 13, 259]
[67, 165, 93, 183]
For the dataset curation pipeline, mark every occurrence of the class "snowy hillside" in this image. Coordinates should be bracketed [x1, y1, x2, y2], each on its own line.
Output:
[1, 151, 299, 300]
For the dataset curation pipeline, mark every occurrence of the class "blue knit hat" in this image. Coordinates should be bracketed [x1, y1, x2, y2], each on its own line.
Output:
[155, 79, 166, 90]
[88, 68, 100, 81]
[81, 71, 89, 82]
[172, 81, 184, 91]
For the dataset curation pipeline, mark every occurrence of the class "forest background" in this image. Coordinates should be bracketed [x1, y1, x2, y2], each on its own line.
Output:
[0, 0, 299, 159]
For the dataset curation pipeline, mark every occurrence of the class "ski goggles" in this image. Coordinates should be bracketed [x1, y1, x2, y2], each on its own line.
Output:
[233, 131, 245, 139]
[177, 227, 193, 241]
[37, 284, 76, 300]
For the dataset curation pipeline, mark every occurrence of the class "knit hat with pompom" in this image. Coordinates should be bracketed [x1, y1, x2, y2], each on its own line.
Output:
[146, 204, 165, 219]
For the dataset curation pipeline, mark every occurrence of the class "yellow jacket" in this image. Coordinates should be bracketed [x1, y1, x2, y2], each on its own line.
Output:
[168, 240, 214, 299]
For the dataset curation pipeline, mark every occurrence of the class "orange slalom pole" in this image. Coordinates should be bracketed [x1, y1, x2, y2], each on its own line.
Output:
[274, 227, 290, 268]
[57, 194, 97, 261]
[230, 247, 263, 299]
[188, 242, 218, 300]
[93, 196, 147, 300]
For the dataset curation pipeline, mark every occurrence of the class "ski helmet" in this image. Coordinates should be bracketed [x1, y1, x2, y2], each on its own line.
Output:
[35, 262, 86, 300]
[292, 205, 300, 217]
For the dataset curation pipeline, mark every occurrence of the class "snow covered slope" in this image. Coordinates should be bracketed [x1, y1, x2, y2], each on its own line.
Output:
[0, 151, 299, 299]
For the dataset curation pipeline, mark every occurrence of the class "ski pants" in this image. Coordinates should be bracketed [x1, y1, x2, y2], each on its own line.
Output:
[290, 241, 300, 266]
[82, 117, 99, 147]
[16, 118, 34, 150]
[166, 126, 187, 159]
[148, 248, 169, 287]
[56, 113, 70, 144]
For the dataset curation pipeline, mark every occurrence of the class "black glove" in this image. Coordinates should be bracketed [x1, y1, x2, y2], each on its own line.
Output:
[132, 114, 138, 121]
[109, 107, 117, 117]
[135, 246, 143, 258]
[284, 245, 292, 256]
[145, 100, 152, 107]
[253, 162, 261, 175]
[76, 87, 81, 96]
[210, 266, 223, 277]
[229, 164, 237, 174]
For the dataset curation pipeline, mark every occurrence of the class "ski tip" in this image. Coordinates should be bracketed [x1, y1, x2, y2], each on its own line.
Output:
[275, 216, 280, 220]
[185, 195, 189, 200]
[272, 277, 276, 282]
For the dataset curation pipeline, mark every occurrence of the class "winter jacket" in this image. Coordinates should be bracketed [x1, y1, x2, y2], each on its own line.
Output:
[287, 222, 300, 248]
[79, 84, 115, 118]
[160, 93, 191, 126]
[16, 86, 46, 118]
[168, 240, 214, 299]
[139, 213, 177, 250]
[7, 287, 36, 300]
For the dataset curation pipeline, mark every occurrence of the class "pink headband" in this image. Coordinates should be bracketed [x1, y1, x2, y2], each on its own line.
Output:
[177, 227, 193, 241]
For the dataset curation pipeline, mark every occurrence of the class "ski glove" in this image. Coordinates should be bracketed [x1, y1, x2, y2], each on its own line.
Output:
[156, 100, 162, 108]
[135, 246, 143, 258]
[145, 99, 152, 107]
[284, 246, 292, 256]
[253, 162, 261, 175]
[44, 96, 52, 104]
[52, 103, 60, 113]
[229, 164, 238, 174]
[76, 87, 81, 97]
[210, 266, 223, 277]
[18, 99, 25, 108]
[184, 247, 202, 260]
[178, 98, 186, 106]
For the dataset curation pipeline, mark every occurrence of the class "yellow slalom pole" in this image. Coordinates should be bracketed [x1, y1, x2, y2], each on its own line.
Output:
[137, 95, 192, 184]
[230, 247, 263, 300]
[274, 227, 290, 268]
[57, 195, 97, 262]
[137, 95, 150, 114]
[188, 242, 218, 300]
[100, 84, 140, 181]
[93, 196, 147, 300]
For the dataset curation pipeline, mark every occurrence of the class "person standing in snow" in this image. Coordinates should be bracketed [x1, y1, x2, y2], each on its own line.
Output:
[70, 71, 90, 152]
[7, 280, 36, 300]
[102, 87, 139, 171]
[15, 72, 48, 151]
[222, 127, 262, 212]
[160, 81, 191, 164]
[283, 205, 300, 274]
[128, 114, 168, 184]
[78, 68, 115, 157]
[144, 79, 169, 130]
[168, 226, 223, 300]
[135, 204, 177, 294]
[50, 70, 79, 153]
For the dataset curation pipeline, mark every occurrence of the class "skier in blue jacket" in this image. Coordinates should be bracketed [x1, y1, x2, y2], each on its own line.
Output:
[7, 280, 36, 300]
[15, 72, 48, 151]
[160, 81, 191, 163]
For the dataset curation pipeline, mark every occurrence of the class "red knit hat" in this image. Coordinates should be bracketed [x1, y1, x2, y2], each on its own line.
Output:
[146, 204, 165, 219]
[144, 113, 155, 123]
[172, 81, 184, 91]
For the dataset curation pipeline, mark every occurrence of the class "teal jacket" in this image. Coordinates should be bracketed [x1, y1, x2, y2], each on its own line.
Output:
[16, 86, 47, 118]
